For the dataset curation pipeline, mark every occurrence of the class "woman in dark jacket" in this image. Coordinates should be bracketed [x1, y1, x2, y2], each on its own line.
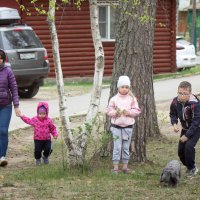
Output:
[0, 49, 21, 167]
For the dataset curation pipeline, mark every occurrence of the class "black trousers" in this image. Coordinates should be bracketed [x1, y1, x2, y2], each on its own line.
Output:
[34, 140, 52, 159]
[178, 129, 200, 170]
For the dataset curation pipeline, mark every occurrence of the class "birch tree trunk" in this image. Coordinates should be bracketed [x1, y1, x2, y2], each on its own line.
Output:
[48, 0, 90, 166]
[86, 0, 105, 122]
[47, 0, 78, 162]
[107, 0, 160, 162]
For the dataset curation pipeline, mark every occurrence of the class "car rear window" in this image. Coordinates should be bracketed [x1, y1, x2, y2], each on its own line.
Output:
[1, 29, 43, 50]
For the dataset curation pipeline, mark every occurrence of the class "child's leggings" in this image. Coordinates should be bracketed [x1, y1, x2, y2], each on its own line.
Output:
[111, 125, 133, 165]
[34, 140, 52, 159]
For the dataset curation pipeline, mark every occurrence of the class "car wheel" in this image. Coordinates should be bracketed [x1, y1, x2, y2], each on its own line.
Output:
[185, 67, 191, 70]
[177, 68, 183, 72]
[18, 83, 40, 98]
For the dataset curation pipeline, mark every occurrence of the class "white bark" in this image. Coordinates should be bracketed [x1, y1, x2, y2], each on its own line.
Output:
[70, 0, 105, 165]
[86, 0, 105, 123]
[47, 0, 75, 155]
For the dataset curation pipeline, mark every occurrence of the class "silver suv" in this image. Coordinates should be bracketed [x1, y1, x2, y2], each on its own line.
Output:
[0, 7, 49, 98]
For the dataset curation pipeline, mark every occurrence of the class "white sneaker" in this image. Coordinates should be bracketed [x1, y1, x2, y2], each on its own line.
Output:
[0, 157, 8, 167]
[194, 167, 199, 175]
[186, 167, 198, 177]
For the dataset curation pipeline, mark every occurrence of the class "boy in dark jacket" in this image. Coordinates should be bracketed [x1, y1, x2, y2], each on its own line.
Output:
[170, 81, 200, 177]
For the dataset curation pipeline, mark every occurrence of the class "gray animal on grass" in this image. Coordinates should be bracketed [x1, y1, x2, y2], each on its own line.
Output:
[160, 160, 181, 187]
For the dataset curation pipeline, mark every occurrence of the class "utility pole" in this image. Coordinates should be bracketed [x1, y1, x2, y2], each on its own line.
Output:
[191, 0, 197, 52]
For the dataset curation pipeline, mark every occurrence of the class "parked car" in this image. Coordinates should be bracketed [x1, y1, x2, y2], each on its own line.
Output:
[0, 7, 49, 98]
[176, 36, 197, 70]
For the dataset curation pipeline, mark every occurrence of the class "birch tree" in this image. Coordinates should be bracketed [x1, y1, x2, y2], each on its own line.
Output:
[87, 0, 105, 122]
[17, 0, 105, 166]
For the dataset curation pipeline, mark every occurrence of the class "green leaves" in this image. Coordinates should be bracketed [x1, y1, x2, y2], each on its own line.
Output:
[61, 0, 69, 3]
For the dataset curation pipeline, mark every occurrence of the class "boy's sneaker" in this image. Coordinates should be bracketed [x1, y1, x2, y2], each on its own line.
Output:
[43, 157, 49, 164]
[0, 157, 8, 167]
[186, 167, 198, 177]
[36, 159, 41, 166]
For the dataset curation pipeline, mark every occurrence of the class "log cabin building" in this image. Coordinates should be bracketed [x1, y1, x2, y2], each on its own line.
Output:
[0, 0, 176, 77]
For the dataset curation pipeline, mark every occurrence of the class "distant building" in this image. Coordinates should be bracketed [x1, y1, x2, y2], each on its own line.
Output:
[177, 0, 191, 34]
[178, 1, 200, 50]
[178, 0, 190, 11]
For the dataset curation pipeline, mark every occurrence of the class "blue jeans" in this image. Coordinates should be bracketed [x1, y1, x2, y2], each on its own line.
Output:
[0, 104, 12, 158]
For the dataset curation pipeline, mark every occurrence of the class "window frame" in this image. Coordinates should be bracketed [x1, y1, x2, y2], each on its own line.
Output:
[98, 1, 118, 42]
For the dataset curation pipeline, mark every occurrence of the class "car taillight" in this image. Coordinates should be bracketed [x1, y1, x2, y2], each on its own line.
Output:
[44, 49, 48, 61]
[176, 45, 185, 50]
[13, 28, 22, 32]
[4, 52, 11, 67]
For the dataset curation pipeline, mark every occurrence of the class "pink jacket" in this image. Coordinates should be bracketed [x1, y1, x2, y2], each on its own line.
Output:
[20, 102, 59, 140]
[106, 93, 141, 127]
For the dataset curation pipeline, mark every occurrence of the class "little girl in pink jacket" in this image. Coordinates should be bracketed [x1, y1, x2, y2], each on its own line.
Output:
[20, 101, 58, 165]
[106, 76, 141, 174]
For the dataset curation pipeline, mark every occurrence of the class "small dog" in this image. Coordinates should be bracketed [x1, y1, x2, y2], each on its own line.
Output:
[160, 160, 181, 187]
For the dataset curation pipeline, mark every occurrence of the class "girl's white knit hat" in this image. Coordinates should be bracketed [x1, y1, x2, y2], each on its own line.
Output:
[117, 75, 131, 88]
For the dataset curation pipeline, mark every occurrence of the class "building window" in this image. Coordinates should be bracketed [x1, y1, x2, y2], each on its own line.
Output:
[98, 5, 116, 41]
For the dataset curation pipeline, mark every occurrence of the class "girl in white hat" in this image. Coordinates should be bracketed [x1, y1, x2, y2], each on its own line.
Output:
[106, 76, 141, 174]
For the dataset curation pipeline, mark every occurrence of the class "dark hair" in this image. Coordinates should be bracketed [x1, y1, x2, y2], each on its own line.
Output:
[178, 81, 192, 92]
[0, 49, 6, 63]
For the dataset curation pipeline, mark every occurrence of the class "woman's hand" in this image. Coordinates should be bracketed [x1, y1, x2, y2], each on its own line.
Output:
[14, 107, 21, 117]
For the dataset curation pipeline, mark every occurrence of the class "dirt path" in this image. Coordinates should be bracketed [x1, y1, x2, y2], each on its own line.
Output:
[7, 128, 34, 170]
[0, 128, 36, 200]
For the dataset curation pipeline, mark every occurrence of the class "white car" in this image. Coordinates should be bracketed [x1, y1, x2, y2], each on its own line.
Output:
[176, 36, 197, 70]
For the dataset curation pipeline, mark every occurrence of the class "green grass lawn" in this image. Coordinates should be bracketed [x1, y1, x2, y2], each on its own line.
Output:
[1, 129, 200, 200]
[153, 65, 200, 80]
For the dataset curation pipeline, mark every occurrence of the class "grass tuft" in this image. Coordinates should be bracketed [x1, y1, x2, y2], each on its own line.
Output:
[154, 65, 200, 80]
